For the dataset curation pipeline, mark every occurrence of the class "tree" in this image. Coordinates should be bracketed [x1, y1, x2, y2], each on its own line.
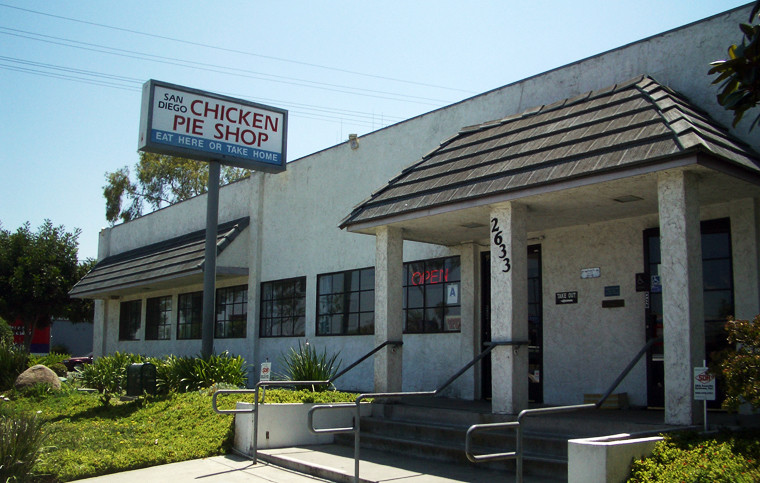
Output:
[104, 152, 249, 224]
[717, 315, 760, 412]
[708, 1, 760, 131]
[0, 221, 86, 351]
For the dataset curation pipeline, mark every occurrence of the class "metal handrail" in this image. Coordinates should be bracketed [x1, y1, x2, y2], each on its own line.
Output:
[465, 336, 663, 483]
[211, 340, 402, 463]
[308, 340, 528, 482]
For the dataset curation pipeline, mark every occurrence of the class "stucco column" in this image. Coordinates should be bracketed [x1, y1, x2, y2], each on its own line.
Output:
[658, 170, 704, 425]
[374, 226, 403, 392]
[490, 202, 528, 414]
[92, 299, 106, 357]
[458, 243, 479, 400]
[730, 198, 760, 319]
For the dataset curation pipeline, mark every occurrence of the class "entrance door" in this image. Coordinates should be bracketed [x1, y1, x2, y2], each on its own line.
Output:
[643, 218, 734, 408]
[481, 245, 543, 402]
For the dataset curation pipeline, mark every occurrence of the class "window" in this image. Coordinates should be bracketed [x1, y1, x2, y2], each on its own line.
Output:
[216, 285, 247, 338]
[119, 300, 141, 340]
[317, 268, 374, 336]
[177, 291, 202, 339]
[403, 256, 461, 333]
[145, 296, 171, 340]
[260, 277, 306, 337]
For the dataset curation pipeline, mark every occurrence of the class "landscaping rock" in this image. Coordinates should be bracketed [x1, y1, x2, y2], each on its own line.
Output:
[15, 364, 61, 391]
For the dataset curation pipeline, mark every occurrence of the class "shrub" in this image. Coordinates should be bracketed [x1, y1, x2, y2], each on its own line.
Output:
[628, 430, 760, 482]
[158, 352, 247, 393]
[717, 315, 760, 411]
[76, 352, 144, 406]
[48, 363, 67, 377]
[0, 344, 29, 391]
[0, 317, 13, 347]
[0, 410, 47, 482]
[28, 352, 70, 369]
[277, 341, 341, 391]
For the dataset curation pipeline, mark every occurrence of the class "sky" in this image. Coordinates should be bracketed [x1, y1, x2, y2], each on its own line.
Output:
[0, 1, 751, 261]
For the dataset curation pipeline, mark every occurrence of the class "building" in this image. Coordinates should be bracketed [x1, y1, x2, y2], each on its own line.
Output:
[71, 4, 760, 426]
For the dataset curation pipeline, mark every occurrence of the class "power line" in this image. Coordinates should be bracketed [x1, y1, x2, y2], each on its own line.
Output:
[0, 27, 452, 106]
[0, 2, 477, 95]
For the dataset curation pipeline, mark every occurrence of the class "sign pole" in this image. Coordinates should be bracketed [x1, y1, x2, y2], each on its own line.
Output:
[201, 161, 221, 358]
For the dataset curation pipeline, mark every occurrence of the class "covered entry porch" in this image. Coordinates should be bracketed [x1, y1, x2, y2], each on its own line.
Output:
[340, 76, 760, 425]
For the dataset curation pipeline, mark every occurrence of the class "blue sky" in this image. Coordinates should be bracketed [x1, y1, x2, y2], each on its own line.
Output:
[0, 1, 750, 261]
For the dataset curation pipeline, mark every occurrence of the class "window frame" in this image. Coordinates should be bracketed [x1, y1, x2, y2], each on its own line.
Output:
[177, 291, 203, 340]
[215, 285, 248, 339]
[403, 255, 461, 334]
[118, 299, 142, 341]
[145, 295, 172, 341]
[260, 276, 306, 338]
[316, 267, 375, 336]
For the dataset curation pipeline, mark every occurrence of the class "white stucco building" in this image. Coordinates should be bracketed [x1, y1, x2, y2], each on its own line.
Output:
[72, 4, 760, 426]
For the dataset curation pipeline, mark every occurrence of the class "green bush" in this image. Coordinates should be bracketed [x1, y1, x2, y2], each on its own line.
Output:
[277, 342, 341, 391]
[0, 344, 29, 390]
[76, 352, 144, 406]
[28, 352, 70, 369]
[0, 317, 13, 347]
[158, 352, 247, 393]
[628, 430, 760, 482]
[0, 410, 47, 482]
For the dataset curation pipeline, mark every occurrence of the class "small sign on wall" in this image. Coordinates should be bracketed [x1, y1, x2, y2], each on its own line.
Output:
[604, 285, 620, 297]
[556, 291, 578, 304]
[581, 267, 600, 279]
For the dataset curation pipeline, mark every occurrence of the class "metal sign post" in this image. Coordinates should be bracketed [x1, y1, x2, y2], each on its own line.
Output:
[694, 360, 716, 432]
[201, 161, 221, 357]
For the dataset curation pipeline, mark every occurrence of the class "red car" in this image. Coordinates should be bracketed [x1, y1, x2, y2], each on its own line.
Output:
[63, 354, 93, 371]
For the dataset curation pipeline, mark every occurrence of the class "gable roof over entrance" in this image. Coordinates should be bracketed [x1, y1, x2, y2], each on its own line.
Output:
[340, 76, 760, 233]
[69, 217, 250, 298]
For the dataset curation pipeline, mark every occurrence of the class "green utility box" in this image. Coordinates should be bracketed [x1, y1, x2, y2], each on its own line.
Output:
[126, 362, 156, 396]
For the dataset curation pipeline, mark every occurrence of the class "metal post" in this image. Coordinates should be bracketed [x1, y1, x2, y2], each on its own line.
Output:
[202, 161, 220, 358]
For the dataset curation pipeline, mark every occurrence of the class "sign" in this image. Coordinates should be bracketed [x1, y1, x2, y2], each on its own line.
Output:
[411, 268, 449, 286]
[635, 272, 650, 292]
[581, 267, 600, 279]
[693, 366, 716, 401]
[446, 283, 459, 304]
[651, 275, 662, 293]
[556, 291, 578, 304]
[260, 362, 272, 382]
[138, 80, 288, 172]
[604, 285, 620, 297]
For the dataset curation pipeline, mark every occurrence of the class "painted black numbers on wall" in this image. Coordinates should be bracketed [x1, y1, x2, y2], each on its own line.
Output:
[491, 217, 511, 273]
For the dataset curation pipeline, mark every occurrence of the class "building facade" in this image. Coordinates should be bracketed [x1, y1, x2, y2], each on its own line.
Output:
[71, 5, 760, 425]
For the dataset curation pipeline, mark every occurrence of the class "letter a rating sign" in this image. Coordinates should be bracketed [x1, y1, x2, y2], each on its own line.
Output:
[693, 367, 716, 401]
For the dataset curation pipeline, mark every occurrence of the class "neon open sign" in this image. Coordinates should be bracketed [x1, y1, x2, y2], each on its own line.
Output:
[411, 269, 450, 286]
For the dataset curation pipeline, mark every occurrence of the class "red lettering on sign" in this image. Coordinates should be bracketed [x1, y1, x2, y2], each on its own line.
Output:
[411, 269, 449, 286]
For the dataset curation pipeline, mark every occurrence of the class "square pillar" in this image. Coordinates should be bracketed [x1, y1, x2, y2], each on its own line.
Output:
[730, 198, 760, 319]
[658, 170, 704, 425]
[490, 202, 529, 414]
[458, 243, 479, 400]
[374, 226, 403, 393]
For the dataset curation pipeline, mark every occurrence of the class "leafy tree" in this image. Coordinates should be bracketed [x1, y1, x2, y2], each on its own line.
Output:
[104, 152, 249, 224]
[0, 221, 86, 351]
[708, 1, 760, 131]
[717, 315, 760, 412]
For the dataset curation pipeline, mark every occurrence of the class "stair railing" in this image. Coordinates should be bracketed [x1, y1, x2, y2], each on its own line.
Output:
[211, 340, 402, 464]
[308, 340, 527, 483]
[465, 336, 662, 483]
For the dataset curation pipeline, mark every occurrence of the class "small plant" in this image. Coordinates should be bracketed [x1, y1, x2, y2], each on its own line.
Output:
[716, 315, 760, 412]
[75, 352, 144, 406]
[0, 410, 47, 482]
[158, 352, 247, 393]
[28, 352, 70, 369]
[0, 344, 29, 391]
[277, 341, 341, 391]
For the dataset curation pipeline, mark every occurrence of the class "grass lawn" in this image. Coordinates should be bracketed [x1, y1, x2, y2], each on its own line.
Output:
[2, 387, 234, 482]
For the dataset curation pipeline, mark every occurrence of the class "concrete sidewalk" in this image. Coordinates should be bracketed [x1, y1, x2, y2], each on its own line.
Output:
[76, 446, 562, 483]
[75, 454, 331, 482]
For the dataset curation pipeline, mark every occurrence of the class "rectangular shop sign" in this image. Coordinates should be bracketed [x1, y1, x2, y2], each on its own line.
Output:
[138, 79, 288, 172]
[555, 291, 578, 304]
[693, 366, 716, 401]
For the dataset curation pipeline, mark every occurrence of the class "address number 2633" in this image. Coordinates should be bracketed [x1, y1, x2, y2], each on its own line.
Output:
[491, 217, 511, 273]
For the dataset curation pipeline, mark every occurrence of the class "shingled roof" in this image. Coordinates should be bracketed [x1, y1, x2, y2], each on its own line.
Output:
[340, 75, 760, 229]
[70, 217, 249, 297]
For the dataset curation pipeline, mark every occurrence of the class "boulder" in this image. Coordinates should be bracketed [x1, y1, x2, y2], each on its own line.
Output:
[15, 364, 61, 391]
